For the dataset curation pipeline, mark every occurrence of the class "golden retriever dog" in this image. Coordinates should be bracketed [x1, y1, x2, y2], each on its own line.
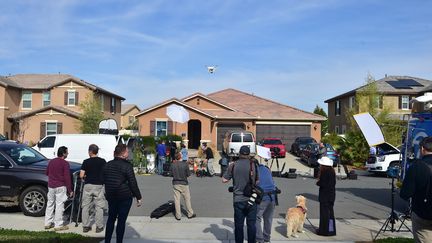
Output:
[285, 195, 307, 238]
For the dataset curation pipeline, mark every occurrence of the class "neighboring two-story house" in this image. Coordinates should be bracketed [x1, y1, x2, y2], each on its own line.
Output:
[325, 75, 432, 134]
[0, 74, 124, 143]
[121, 104, 140, 129]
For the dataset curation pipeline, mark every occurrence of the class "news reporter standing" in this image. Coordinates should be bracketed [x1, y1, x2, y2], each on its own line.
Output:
[316, 156, 336, 236]
[104, 144, 142, 243]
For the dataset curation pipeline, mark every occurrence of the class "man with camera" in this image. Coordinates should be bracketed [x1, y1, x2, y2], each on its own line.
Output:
[222, 145, 259, 243]
[400, 137, 432, 243]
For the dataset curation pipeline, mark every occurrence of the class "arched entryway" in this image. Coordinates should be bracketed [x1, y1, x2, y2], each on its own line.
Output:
[188, 120, 201, 149]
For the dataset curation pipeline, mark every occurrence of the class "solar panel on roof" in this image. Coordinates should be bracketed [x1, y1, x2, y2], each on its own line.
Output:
[386, 79, 424, 89]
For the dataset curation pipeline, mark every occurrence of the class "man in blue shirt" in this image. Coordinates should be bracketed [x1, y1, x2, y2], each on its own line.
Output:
[156, 140, 166, 175]
[256, 161, 277, 243]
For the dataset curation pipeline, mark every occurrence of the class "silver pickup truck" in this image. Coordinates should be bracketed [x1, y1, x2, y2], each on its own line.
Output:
[223, 131, 256, 157]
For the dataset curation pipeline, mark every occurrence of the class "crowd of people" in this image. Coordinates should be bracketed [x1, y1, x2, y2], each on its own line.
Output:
[42, 137, 432, 243]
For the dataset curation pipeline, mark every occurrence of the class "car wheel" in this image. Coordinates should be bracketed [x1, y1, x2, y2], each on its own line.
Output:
[388, 162, 402, 174]
[19, 186, 48, 217]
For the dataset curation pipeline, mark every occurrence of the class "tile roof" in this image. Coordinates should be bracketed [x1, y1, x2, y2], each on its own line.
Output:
[325, 75, 432, 103]
[121, 104, 140, 115]
[2, 74, 125, 100]
[7, 105, 81, 120]
[207, 88, 326, 121]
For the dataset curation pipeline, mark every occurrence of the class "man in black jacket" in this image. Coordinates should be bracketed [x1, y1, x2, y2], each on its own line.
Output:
[104, 144, 142, 243]
[401, 137, 432, 243]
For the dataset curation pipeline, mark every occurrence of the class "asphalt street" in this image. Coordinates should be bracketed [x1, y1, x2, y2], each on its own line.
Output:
[129, 171, 409, 221]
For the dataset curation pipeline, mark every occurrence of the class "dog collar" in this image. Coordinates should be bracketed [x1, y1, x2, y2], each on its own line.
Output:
[297, 205, 307, 214]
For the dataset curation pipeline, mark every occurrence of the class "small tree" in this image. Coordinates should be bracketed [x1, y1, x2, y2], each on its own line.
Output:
[313, 105, 328, 136]
[78, 94, 104, 133]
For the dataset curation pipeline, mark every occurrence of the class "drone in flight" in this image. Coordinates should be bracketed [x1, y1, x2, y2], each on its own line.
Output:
[206, 65, 218, 74]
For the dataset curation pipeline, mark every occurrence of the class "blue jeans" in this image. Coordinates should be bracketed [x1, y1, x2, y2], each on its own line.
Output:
[105, 198, 133, 243]
[234, 201, 257, 243]
[158, 156, 165, 175]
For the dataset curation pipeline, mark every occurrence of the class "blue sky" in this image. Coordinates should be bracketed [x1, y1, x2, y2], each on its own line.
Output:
[1, 0, 431, 113]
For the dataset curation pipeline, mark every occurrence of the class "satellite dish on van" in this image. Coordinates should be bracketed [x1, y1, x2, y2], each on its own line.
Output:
[99, 119, 119, 135]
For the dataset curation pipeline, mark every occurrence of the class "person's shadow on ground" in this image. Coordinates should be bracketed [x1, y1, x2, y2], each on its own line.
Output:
[203, 219, 234, 240]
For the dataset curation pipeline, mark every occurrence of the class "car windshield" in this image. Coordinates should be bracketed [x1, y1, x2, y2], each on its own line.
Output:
[325, 144, 335, 151]
[264, 139, 282, 145]
[3, 145, 46, 165]
[243, 134, 254, 142]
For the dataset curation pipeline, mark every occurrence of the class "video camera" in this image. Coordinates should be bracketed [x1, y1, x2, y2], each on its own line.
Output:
[270, 147, 281, 157]
[387, 166, 400, 178]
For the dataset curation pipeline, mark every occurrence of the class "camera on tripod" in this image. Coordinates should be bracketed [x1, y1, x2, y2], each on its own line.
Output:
[387, 166, 400, 178]
[270, 147, 281, 157]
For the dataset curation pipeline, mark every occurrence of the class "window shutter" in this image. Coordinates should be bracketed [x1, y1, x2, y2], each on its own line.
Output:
[398, 96, 402, 109]
[334, 102, 337, 115]
[409, 96, 413, 109]
[64, 92, 68, 105]
[75, 92, 79, 105]
[113, 99, 116, 113]
[167, 121, 173, 134]
[150, 121, 155, 135]
[40, 122, 46, 139]
[57, 122, 63, 134]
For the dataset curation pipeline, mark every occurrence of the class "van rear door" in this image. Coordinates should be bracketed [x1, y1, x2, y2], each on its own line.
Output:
[242, 133, 256, 154]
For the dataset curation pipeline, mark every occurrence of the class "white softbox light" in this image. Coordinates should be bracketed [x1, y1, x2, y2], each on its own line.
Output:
[353, 112, 385, 146]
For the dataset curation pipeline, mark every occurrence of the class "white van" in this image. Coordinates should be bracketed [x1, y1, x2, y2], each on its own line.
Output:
[34, 134, 118, 163]
[365, 142, 401, 174]
[223, 130, 256, 157]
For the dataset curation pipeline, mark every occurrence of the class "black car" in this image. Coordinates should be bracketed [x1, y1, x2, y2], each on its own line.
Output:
[290, 137, 317, 156]
[0, 142, 81, 216]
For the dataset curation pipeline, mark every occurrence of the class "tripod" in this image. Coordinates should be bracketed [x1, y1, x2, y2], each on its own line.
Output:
[270, 156, 284, 177]
[374, 177, 412, 240]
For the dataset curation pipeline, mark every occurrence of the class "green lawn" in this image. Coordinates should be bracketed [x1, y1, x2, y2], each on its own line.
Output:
[0, 228, 102, 243]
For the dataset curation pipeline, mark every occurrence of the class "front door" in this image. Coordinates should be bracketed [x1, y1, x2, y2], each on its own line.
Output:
[187, 120, 201, 149]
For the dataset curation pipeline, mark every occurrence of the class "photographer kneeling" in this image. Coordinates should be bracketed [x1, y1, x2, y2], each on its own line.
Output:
[222, 146, 259, 243]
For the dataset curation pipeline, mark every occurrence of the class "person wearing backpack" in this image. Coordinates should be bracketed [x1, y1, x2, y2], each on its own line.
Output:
[255, 160, 277, 243]
[401, 136, 432, 243]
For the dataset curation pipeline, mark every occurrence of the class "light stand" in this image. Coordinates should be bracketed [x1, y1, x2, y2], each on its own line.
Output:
[374, 176, 412, 240]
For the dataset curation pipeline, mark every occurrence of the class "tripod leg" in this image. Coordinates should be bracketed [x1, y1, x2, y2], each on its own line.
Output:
[374, 217, 391, 240]
[397, 216, 413, 233]
[69, 175, 78, 224]
[276, 158, 281, 177]
[75, 180, 84, 227]
[270, 158, 274, 171]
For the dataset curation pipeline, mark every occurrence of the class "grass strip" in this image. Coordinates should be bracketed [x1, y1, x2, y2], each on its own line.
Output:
[0, 228, 102, 243]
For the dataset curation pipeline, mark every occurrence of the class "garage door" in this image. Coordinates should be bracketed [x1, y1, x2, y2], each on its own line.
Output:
[256, 124, 310, 151]
[216, 123, 245, 151]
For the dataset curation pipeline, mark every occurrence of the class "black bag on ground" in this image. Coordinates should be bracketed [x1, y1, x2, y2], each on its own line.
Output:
[162, 163, 172, 177]
[150, 200, 175, 219]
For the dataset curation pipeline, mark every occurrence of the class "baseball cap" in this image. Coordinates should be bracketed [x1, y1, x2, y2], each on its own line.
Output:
[239, 145, 250, 155]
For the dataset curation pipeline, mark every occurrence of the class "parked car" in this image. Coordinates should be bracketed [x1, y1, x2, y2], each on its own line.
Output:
[223, 130, 256, 157]
[0, 134, 5, 141]
[0, 141, 81, 216]
[291, 137, 317, 156]
[259, 138, 286, 158]
[300, 143, 340, 167]
[366, 142, 401, 174]
[35, 134, 119, 163]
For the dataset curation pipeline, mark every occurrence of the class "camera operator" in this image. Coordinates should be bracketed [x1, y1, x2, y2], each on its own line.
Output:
[400, 137, 432, 243]
[255, 158, 278, 243]
[318, 142, 327, 159]
[222, 146, 259, 243]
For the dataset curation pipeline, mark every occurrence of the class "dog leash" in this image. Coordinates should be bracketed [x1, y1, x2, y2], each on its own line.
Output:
[306, 216, 317, 231]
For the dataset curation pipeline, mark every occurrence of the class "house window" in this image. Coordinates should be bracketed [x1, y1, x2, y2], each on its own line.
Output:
[342, 125, 347, 134]
[335, 125, 340, 134]
[335, 100, 341, 116]
[42, 91, 51, 107]
[67, 91, 76, 106]
[156, 121, 167, 137]
[46, 122, 57, 136]
[22, 91, 32, 109]
[128, 116, 135, 124]
[110, 97, 116, 113]
[349, 96, 355, 109]
[401, 95, 409, 110]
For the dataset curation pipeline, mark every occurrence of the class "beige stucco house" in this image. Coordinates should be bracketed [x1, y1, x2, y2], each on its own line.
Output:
[136, 89, 325, 151]
[121, 104, 140, 129]
[0, 74, 124, 143]
[325, 75, 432, 134]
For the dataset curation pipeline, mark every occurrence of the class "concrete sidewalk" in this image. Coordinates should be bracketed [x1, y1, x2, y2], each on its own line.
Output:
[0, 214, 414, 242]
